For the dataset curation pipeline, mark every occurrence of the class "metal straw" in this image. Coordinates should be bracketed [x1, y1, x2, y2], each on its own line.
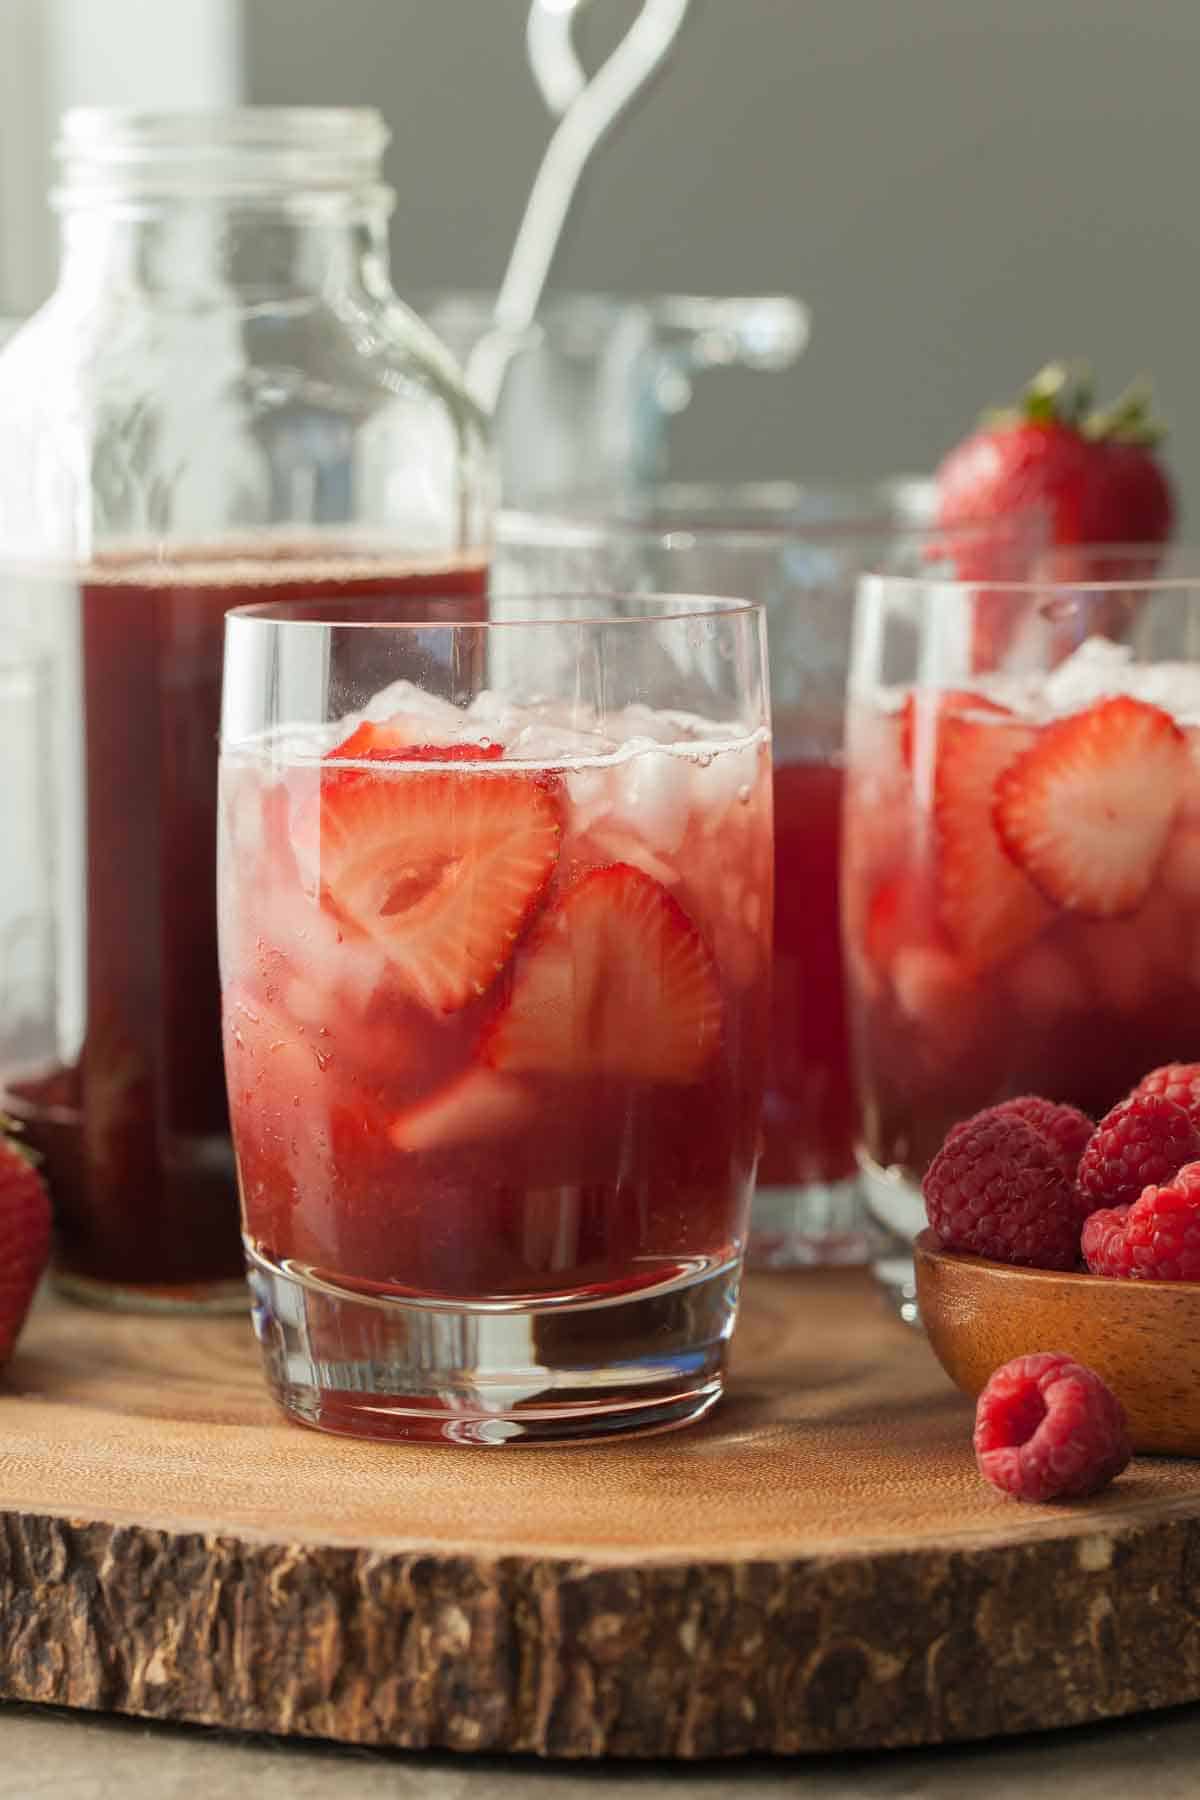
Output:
[465, 0, 692, 415]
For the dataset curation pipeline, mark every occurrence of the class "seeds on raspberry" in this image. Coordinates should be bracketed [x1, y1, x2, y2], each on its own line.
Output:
[923, 1108, 1087, 1270]
[1083, 1160, 1200, 1280]
[1133, 1062, 1200, 1130]
[1076, 1092, 1200, 1213]
[1081, 1205, 1133, 1277]
[974, 1351, 1131, 1502]
[994, 1095, 1093, 1179]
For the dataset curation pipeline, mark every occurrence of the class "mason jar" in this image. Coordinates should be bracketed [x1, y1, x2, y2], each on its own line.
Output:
[0, 108, 493, 1309]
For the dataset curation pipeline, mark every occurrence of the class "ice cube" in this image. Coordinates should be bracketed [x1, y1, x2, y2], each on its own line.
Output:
[609, 702, 686, 745]
[1124, 662, 1200, 724]
[606, 741, 694, 852]
[1042, 637, 1135, 714]
[463, 688, 525, 747]
[359, 678, 466, 731]
[508, 721, 619, 762]
[689, 738, 764, 824]
[563, 765, 614, 834]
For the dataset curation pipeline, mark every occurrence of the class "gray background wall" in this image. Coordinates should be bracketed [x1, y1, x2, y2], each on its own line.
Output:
[245, 0, 1200, 517]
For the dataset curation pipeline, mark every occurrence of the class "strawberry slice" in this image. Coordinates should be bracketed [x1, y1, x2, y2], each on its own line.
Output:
[899, 689, 1011, 770]
[318, 766, 561, 1012]
[994, 695, 1188, 918]
[483, 863, 722, 1083]
[932, 716, 1051, 969]
[389, 1069, 532, 1152]
[328, 718, 503, 766]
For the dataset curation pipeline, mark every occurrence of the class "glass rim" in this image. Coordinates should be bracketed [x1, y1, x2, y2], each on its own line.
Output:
[861, 565, 1200, 597]
[224, 590, 763, 630]
[498, 491, 1045, 554]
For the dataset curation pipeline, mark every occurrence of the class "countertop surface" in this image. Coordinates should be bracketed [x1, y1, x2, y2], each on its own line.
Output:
[9, 1701, 1200, 1798]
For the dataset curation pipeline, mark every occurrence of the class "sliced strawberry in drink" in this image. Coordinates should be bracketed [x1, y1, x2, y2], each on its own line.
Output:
[389, 1069, 533, 1153]
[994, 695, 1188, 918]
[318, 766, 562, 1012]
[898, 689, 1012, 770]
[931, 715, 1051, 969]
[483, 862, 722, 1084]
[328, 718, 503, 765]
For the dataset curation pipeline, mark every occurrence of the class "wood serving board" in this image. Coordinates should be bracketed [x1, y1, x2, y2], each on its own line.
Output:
[3, 1271, 1200, 1761]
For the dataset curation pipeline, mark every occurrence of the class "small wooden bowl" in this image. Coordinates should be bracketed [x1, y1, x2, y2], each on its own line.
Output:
[914, 1228, 1200, 1455]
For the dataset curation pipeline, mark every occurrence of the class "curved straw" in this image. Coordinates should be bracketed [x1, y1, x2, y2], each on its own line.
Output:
[527, 0, 591, 116]
[465, 0, 693, 415]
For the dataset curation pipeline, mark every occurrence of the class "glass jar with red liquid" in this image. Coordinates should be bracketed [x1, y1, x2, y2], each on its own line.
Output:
[0, 109, 492, 1309]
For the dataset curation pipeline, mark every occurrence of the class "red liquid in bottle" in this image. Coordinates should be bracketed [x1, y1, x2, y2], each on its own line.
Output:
[8, 552, 487, 1299]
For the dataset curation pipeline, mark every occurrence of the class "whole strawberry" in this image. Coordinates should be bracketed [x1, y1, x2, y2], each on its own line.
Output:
[935, 362, 1176, 665]
[937, 361, 1175, 560]
[0, 1122, 51, 1363]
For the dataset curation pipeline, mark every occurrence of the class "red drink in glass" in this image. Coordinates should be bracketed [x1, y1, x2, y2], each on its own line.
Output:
[217, 587, 773, 1447]
[221, 707, 772, 1307]
[760, 756, 857, 1190]
[844, 671, 1200, 1246]
[7, 552, 486, 1304]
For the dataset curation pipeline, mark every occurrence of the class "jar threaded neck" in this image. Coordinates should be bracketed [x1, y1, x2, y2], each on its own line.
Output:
[54, 107, 390, 208]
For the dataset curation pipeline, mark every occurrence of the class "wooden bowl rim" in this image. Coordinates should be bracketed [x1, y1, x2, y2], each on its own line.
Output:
[913, 1227, 1200, 1298]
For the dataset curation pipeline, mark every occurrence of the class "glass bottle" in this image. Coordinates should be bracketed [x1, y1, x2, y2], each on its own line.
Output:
[0, 108, 493, 1309]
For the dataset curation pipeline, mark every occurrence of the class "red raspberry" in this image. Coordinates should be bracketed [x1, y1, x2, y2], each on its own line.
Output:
[994, 1095, 1094, 1179]
[1075, 1092, 1200, 1213]
[1082, 1161, 1200, 1279]
[974, 1351, 1131, 1502]
[1081, 1205, 1132, 1277]
[923, 1109, 1086, 1269]
[1133, 1062, 1200, 1128]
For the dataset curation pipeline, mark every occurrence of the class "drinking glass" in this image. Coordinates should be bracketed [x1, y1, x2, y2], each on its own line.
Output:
[495, 488, 1045, 1267]
[844, 563, 1200, 1317]
[219, 592, 772, 1443]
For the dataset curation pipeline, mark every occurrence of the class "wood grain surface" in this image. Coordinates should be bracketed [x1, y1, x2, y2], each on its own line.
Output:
[2, 1270, 1200, 1758]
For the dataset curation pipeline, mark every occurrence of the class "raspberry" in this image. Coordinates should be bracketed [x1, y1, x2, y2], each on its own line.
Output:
[1076, 1093, 1200, 1213]
[994, 1095, 1094, 1179]
[1133, 1062, 1200, 1128]
[1082, 1161, 1200, 1279]
[923, 1109, 1086, 1269]
[1081, 1205, 1132, 1277]
[974, 1351, 1131, 1502]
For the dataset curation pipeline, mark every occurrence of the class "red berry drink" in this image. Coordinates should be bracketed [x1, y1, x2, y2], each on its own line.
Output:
[219, 674, 772, 1440]
[760, 754, 857, 1193]
[6, 552, 486, 1306]
[845, 645, 1200, 1250]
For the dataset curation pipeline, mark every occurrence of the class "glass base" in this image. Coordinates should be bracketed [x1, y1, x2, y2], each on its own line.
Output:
[245, 1245, 741, 1444]
[52, 1268, 249, 1314]
[746, 1176, 880, 1269]
[857, 1151, 926, 1328]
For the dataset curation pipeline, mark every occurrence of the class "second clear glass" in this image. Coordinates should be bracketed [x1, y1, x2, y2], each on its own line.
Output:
[844, 561, 1200, 1314]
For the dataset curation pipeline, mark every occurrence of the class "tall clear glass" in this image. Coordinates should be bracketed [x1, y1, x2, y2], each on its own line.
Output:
[844, 562, 1200, 1317]
[219, 593, 772, 1444]
[494, 488, 1045, 1267]
[0, 110, 491, 1310]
